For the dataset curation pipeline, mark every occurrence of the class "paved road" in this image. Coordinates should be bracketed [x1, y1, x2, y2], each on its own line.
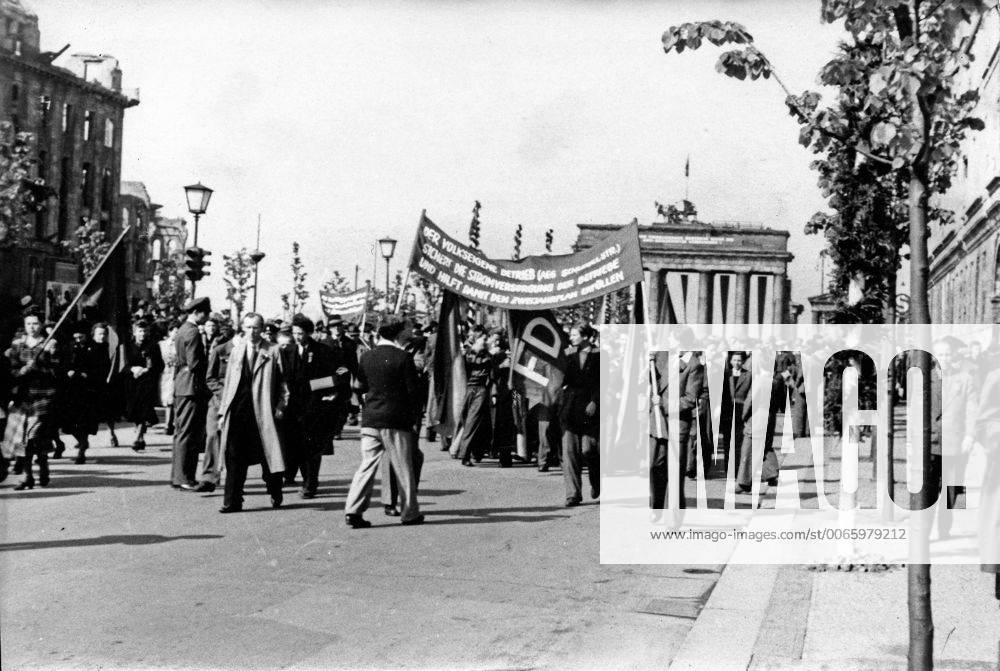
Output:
[0, 425, 719, 671]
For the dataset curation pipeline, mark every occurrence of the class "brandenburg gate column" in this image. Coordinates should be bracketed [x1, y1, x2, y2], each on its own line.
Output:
[734, 272, 749, 324]
[645, 268, 662, 323]
[697, 271, 711, 323]
[773, 272, 787, 323]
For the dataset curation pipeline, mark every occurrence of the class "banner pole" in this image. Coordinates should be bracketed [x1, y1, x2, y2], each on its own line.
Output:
[394, 209, 426, 315]
[639, 281, 665, 440]
[38, 224, 132, 357]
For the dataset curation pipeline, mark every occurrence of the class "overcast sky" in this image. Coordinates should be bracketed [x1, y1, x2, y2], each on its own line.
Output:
[36, 0, 843, 318]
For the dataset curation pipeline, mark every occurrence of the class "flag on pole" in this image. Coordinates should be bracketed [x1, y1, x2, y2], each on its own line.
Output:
[685, 154, 690, 177]
[427, 290, 467, 440]
[319, 286, 368, 320]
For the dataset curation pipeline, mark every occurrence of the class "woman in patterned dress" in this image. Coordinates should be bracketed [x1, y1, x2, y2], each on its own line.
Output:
[1, 308, 61, 490]
[159, 320, 179, 436]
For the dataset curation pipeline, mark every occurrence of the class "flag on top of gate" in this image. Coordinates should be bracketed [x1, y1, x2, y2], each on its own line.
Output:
[319, 286, 368, 320]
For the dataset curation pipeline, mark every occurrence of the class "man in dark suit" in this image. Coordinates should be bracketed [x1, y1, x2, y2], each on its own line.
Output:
[718, 351, 751, 478]
[681, 350, 712, 480]
[288, 313, 351, 498]
[171, 297, 211, 490]
[560, 323, 600, 507]
[343, 315, 425, 528]
[196, 323, 234, 492]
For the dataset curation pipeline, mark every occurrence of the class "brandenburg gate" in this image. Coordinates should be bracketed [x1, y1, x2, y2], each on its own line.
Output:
[574, 219, 794, 324]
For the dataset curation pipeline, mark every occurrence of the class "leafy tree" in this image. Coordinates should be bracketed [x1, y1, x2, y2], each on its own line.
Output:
[223, 247, 254, 323]
[62, 217, 110, 278]
[468, 200, 482, 249]
[151, 256, 189, 319]
[288, 241, 309, 315]
[0, 123, 49, 248]
[512, 223, 523, 260]
[321, 270, 352, 295]
[544, 228, 554, 253]
[662, 4, 988, 667]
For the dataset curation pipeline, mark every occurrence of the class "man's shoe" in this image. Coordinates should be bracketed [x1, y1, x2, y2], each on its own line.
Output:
[461, 460, 474, 467]
[194, 482, 216, 493]
[565, 497, 582, 507]
[109, 433, 119, 447]
[271, 493, 283, 509]
[590, 486, 600, 500]
[345, 514, 371, 529]
[178, 483, 197, 491]
[74, 452, 86, 465]
[132, 439, 145, 452]
[401, 514, 425, 526]
[384, 505, 401, 517]
[765, 477, 778, 487]
[538, 464, 550, 473]
[14, 478, 34, 491]
[300, 489, 316, 499]
[219, 504, 242, 513]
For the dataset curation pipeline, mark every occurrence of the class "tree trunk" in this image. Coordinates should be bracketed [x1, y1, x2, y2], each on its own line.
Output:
[907, 170, 934, 671]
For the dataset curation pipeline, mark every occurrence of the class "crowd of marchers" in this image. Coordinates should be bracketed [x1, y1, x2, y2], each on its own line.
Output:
[0, 296, 602, 525]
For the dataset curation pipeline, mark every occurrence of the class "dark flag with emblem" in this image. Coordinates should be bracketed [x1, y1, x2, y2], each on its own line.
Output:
[427, 290, 467, 441]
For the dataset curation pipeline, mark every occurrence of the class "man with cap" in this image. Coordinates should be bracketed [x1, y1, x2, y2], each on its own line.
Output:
[344, 314, 424, 528]
[196, 318, 235, 492]
[172, 296, 211, 490]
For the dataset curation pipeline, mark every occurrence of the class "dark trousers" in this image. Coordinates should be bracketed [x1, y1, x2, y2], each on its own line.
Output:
[20, 438, 49, 485]
[301, 455, 322, 495]
[532, 404, 559, 468]
[685, 408, 714, 478]
[383, 446, 425, 507]
[172, 395, 206, 486]
[200, 395, 222, 485]
[562, 430, 598, 502]
[736, 426, 779, 488]
[650, 436, 688, 509]
[223, 449, 283, 507]
[456, 386, 491, 462]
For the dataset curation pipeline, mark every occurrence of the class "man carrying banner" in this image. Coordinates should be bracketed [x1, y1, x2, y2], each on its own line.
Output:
[171, 297, 211, 491]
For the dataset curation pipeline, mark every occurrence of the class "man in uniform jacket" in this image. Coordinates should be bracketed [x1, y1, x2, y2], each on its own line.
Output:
[343, 315, 424, 528]
[288, 313, 350, 498]
[196, 325, 234, 492]
[171, 297, 211, 490]
[218, 312, 290, 512]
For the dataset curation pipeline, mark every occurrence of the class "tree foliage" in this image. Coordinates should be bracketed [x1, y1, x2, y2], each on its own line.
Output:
[468, 200, 482, 249]
[288, 241, 309, 315]
[0, 123, 50, 247]
[61, 217, 110, 278]
[223, 247, 254, 323]
[151, 256, 189, 319]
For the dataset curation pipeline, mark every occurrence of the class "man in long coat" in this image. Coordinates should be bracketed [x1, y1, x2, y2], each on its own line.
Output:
[196, 324, 234, 492]
[218, 312, 289, 513]
[171, 297, 211, 490]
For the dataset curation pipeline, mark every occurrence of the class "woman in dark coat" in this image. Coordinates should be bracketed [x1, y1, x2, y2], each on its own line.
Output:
[488, 329, 516, 468]
[113, 319, 164, 451]
[88, 323, 120, 447]
[559, 322, 600, 507]
[61, 322, 100, 463]
[1, 308, 61, 490]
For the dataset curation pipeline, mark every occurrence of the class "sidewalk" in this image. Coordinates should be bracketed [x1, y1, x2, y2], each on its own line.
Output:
[670, 410, 1000, 670]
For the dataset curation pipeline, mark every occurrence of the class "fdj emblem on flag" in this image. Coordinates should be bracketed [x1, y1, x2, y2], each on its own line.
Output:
[319, 287, 368, 319]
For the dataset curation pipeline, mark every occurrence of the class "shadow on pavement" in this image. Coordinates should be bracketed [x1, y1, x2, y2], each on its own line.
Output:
[0, 489, 88, 499]
[421, 504, 571, 525]
[0, 533, 224, 552]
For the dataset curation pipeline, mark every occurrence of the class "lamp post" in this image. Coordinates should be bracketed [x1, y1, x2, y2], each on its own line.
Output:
[183, 182, 213, 295]
[378, 236, 397, 300]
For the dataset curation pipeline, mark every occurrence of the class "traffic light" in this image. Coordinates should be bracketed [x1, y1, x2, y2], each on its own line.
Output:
[184, 247, 212, 283]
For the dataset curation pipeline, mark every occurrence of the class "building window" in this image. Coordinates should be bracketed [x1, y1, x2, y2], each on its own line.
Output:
[61, 103, 71, 133]
[134, 246, 144, 273]
[13, 37, 21, 56]
[58, 157, 70, 239]
[83, 111, 92, 141]
[152, 238, 162, 261]
[39, 95, 50, 127]
[100, 168, 113, 212]
[81, 162, 92, 208]
[10, 83, 19, 103]
[104, 119, 114, 148]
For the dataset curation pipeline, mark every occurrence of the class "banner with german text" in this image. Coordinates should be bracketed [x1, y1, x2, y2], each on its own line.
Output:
[319, 286, 368, 320]
[408, 214, 643, 310]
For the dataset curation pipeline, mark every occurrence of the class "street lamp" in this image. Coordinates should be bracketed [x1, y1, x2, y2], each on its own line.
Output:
[183, 182, 213, 247]
[378, 236, 397, 297]
[250, 214, 264, 312]
[183, 182, 213, 295]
